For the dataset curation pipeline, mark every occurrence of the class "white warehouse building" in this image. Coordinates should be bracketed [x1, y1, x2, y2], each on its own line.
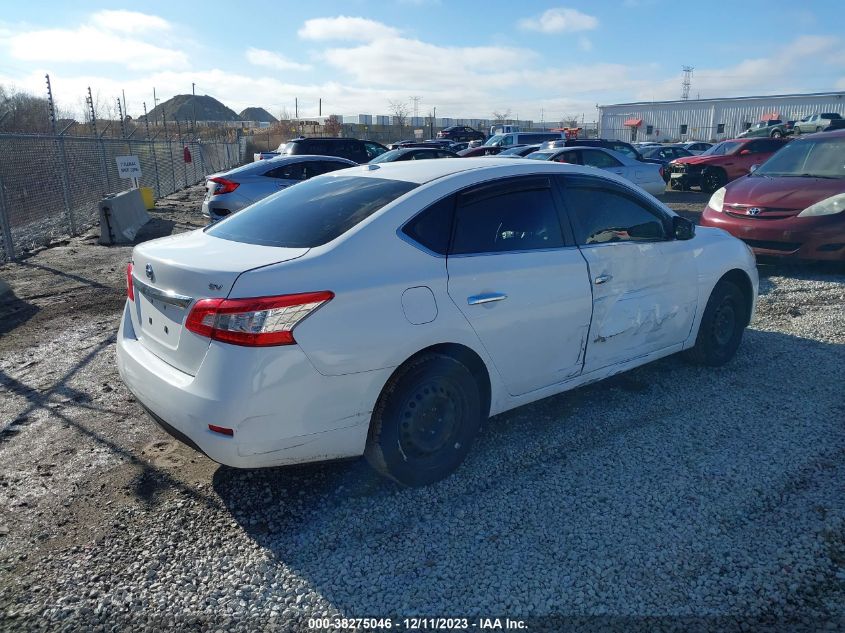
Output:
[599, 91, 845, 143]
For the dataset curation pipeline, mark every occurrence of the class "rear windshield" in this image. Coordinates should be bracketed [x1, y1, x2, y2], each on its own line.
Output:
[206, 176, 418, 247]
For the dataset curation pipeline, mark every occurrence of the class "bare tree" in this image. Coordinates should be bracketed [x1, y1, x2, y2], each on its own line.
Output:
[492, 109, 512, 123]
[324, 114, 342, 137]
[388, 99, 410, 128]
[559, 113, 580, 128]
[0, 84, 51, 133]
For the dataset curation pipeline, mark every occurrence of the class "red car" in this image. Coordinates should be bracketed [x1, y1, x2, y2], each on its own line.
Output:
[668, 137, 789, 193]
[700, 130, 845, 261]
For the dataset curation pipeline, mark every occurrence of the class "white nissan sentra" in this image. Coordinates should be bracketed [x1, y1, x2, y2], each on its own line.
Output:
[117, 158, 758, 486]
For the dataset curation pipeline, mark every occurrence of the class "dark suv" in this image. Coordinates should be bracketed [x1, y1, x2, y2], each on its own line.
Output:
[436, 126, 485, 142]
[278, 137, 389, 163]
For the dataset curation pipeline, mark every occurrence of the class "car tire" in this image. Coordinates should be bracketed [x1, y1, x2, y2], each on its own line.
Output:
[701, 168, 727, 194]
[684, 280, 747, 367]
[816, 127, 822, 133]
[365, 353, 482, 487]
[771, 130, 783, 138]
[794, 126, 801, 135]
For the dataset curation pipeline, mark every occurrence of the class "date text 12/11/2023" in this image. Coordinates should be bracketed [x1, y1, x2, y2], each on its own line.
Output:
[308, 617, 528, 630]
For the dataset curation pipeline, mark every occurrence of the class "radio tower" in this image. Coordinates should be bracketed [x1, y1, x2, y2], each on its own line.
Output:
[681, 66, 694, 100]
[410, 96, 421, 121]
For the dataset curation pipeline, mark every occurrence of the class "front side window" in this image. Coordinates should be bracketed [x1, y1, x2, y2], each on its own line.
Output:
[364, 142, 387, 160]
[582, 150, 622, 168]
[610, 143, 638, 159]
[563, 182, 668, 245]
[451, 180, 564, 254]
[207, 176, 417, 248]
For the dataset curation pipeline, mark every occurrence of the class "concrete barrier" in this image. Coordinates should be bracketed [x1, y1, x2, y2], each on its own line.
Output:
[98, 189, 151, 245]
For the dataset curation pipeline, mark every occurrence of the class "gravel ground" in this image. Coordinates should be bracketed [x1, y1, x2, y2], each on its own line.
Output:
[0, 186, 844, 632]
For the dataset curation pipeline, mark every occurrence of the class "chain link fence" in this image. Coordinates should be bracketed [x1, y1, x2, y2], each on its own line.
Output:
[0, 132, 244, 261]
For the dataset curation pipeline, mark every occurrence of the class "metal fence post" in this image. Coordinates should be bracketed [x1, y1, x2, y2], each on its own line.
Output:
[0, 170, 14, 261]
[56, 132, 77, 235]
[99, 136, 112, 194]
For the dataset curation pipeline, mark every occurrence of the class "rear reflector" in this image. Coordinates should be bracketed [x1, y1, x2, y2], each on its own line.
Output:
[185, 291, 333, 347]
[126, 262, 135, 301]
[208, 424, 234, 436]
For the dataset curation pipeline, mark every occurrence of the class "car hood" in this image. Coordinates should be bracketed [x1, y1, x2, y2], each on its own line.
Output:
[724, 175, 845, 209]
[672, 154, 730, 166]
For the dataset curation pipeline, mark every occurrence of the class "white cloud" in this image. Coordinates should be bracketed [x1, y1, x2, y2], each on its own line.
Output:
[90, 10, 172, 33]
[578, 36, 593, 52]
[518, 8, 598, 34]
[298, 16, 400, 42]
[6, 11, 187, 71]
[245, 48, 311, 71]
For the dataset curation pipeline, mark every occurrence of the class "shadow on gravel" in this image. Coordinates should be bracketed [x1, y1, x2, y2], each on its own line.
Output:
[212, 329, 845, 617]
[0, 282, 39, 336]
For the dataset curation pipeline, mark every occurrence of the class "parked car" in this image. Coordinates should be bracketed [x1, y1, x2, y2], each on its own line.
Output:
[638, 145, 695, 182]
[823, 119, 845, 132]
[497, 144, 541, 157]
[450, 142, 470, 152]
[738, 119, 791, 139]
[274, 137, 389, 163]
[388, 141, 448, 150]
[668, 137, 789, 193]
[543, 138, 651, 163]
[370, 147, 458, 163]
[526, 147, 666, 196]
[458, 145, 505, 157]
[201, 155, 357, 223]
[681, 141, 714, 155]
[437, 126, 485, 142]
[484, 131, 566, 148]
[118, 158, 758, 486]
[700, 130, 845, 261]
[794, 113, 842, 135]
[388, 139, 415, 150]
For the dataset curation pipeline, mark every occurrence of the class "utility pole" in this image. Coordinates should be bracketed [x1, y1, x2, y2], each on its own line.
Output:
[319, 98, 322, 117]
[681, 66, 694, 100]
[191, 82, 197, 133]
[122, 89, 127, 119]
[153, 87, 159, 109]
[295, 98, 298, 118]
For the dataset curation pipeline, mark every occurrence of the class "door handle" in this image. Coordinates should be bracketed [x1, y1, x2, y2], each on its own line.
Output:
[467, 293, 507, 305]
[594, 274, 612, 285]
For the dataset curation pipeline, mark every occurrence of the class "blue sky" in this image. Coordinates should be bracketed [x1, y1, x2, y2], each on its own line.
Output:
[1, 0, 844, 123]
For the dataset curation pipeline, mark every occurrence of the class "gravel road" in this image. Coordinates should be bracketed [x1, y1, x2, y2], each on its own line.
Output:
[1, 186, 844, 632]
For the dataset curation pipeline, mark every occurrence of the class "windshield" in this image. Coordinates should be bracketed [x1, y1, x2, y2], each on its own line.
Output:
[754, 136, 845, 179]
[525, 151, 555, 160]
[207, 176, 418, 247]
[484, 134, 506, 147]
[369, 149, 405, 164]
[701, 141, 743, 156]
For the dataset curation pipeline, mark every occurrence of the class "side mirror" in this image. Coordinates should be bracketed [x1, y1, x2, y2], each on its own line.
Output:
[749, 164, 760, 173]
[739, 149, 751, 156]
[673, 216, 695, 240]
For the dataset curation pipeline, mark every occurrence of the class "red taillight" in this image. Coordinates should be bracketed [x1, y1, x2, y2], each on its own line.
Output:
[209, 177, 239, 196]
[185, 291, 333, 347]
[126, 262, 135, 301]
[208, 424, 234, 436]
[659, 166, 665, 179]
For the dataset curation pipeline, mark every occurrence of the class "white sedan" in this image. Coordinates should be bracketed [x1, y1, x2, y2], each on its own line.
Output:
[117, 159, 758, 486]
[526, 146, 667, 196]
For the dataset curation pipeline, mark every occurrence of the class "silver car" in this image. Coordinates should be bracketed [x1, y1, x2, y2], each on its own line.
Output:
[793, 113, 842, 135]
[201, 155, 357, 222]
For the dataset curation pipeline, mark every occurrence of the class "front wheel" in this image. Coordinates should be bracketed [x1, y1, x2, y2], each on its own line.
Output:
[684, 280, 747, 366]
[794, 126, 801, 135]
[700, 168, 727, 194]
[365, 354, 482, 487]
[771, 130, 783, 138]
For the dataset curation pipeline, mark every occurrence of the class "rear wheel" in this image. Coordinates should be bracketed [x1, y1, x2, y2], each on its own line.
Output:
[701, 168, 727, 194]
[816, 126, 822, 133]
[771, 129, 783, 138]
[365, 354, 481, 487]
[685, 280, 747, 366]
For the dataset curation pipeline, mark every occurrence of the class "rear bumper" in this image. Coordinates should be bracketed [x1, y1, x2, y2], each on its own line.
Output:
[116, 302, 388, 468]
[700, 207, 845, 261]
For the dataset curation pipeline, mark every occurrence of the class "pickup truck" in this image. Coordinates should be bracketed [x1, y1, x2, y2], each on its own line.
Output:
[737, 119, 793, 139]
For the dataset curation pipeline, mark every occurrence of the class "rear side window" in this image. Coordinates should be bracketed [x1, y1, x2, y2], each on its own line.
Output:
[264, 163, 306, 180]
[402, 196, 455, 255]
[207, 176, 417, 248]
[563, 181, 667, 245]
[451, 179, 564, 254]
[582, 150, 621, 168]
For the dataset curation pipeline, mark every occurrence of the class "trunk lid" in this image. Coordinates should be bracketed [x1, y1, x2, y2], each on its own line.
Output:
[129, 230, 309, 375]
